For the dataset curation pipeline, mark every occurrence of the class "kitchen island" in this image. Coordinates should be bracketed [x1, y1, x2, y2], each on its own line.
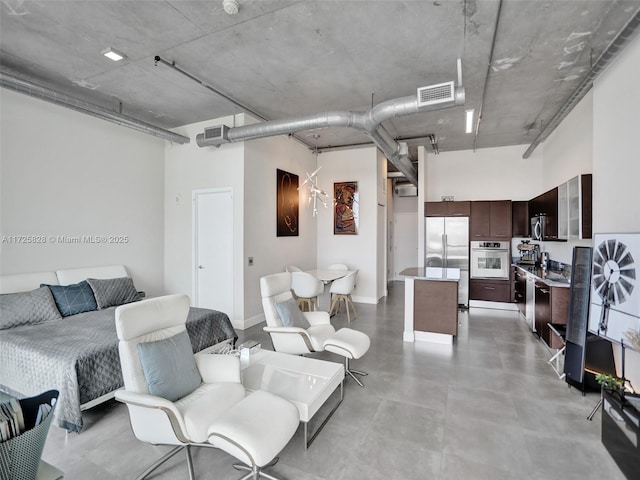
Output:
[400, 267, 460, 345]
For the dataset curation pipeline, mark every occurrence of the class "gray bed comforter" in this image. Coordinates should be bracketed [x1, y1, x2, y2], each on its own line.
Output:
[0, 306, 236, 432]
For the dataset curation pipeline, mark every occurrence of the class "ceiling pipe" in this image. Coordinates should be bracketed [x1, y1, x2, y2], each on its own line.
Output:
[197, 79, 465, 186]
[523, 7, 640, 159]
[473, 0, 503, 152]
[0, 68, 190, 145]
[154, 55, 314, 150]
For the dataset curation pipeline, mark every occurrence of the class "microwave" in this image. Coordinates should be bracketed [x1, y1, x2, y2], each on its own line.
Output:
[531, 215, 546, 241]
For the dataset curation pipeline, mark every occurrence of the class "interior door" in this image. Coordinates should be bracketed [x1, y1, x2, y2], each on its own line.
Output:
[193, 188, 234, 316]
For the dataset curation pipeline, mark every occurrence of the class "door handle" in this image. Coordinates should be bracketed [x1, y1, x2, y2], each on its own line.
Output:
[198, 265, 205, 270]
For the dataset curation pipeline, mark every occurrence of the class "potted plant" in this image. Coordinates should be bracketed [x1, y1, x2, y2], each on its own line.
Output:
[595, 373, 625, 398]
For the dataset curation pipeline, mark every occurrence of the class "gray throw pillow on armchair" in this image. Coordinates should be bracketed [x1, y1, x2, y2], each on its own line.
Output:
[137, 330, 202, 401]
[275, 297, 310, 329]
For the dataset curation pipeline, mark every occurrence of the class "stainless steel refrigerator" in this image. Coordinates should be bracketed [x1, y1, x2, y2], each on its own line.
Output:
[425, 217, 469, 308]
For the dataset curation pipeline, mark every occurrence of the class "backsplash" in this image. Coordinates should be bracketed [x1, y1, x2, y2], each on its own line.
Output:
[512, 237, 592, 269]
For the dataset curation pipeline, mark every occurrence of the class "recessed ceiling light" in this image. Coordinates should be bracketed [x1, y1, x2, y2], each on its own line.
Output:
[222, 0, 239, 15]
[465, 109, 475, 134]
[102, 47, 126, 62]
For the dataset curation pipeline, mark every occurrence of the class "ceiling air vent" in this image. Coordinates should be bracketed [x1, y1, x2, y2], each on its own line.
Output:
[417, 81, 455, 107]
[204, 124, 230, 141]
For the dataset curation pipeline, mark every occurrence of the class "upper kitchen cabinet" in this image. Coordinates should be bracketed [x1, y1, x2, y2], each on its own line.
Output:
[558, 174, 592, 240]
[512, 201, 530, 237]
[470, 200, 512, 239]
[424, 201, 470, 217]
[530, 187, 559, 240]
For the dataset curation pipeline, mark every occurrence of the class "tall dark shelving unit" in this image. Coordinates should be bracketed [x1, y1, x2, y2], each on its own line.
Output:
[564, 246, 615, 392]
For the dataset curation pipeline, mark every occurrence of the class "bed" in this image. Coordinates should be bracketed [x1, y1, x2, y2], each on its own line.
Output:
[0, 265, 237, 432]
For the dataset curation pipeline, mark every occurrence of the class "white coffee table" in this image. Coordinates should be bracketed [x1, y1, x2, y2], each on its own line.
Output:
[240, 349, 344, 448]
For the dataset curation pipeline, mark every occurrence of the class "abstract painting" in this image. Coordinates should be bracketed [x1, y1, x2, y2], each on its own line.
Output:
[334, 181, 359, 235]
[276, 169, 299, 237]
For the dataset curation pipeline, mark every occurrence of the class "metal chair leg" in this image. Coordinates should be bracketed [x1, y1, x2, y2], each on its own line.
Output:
[135, 445, 185, 480]
[345, 358, 368, 387]
[233, 457, 282, 480]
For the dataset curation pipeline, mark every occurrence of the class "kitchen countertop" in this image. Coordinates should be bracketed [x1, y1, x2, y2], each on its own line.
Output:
[513, 263, 571, 288]
[399, 267, 460, 282]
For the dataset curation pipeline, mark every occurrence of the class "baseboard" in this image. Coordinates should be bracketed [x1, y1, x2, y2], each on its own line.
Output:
[234, 313, 265, 331]
[352, 295, 378, 304]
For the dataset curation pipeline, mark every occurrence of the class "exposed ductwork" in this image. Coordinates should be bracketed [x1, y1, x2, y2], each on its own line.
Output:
[197, 76, 465, 186]
[522, 7, 640, 159]
[0, 68, 190, 145]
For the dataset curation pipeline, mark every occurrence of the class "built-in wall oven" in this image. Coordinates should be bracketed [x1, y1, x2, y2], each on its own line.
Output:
[470, 241, 510, 280]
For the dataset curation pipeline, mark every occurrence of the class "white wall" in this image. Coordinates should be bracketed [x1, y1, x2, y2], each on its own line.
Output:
[243, 134, 318, 327]
[592, 32, 640, 387]
[316, 146, 381, 303]
[164, 114, 246, 325]
[0, 89, 165, 296]
[535, 91, 595, 265]
[425, 144, 543, 202]
[541, 91, 593, 190]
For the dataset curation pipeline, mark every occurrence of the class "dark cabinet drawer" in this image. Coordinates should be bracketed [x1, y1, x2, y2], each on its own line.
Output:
[469, 279, 511, 302]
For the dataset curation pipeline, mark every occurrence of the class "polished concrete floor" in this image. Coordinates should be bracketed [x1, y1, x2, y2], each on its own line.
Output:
[42, 282, 626, 479]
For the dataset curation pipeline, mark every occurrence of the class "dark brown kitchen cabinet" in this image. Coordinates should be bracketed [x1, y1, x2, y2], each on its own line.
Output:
[469, 279, 511, 302]
[534, 281, 569, 348]
[424, 201, 470, 217]
[512, 201, 530, 237]
[470, 200, 512, 239]
[558, 174, 592, 240]
[530, 187, 559, 240]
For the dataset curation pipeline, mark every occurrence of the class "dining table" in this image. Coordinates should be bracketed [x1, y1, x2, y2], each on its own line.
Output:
[304, 269, 352, 312]
[306, 269, 350, 285]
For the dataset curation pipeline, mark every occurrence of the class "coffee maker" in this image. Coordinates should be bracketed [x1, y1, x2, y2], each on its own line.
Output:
[517, 240, 540, 265]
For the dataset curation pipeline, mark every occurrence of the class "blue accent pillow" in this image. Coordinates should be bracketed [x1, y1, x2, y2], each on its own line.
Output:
[41, 281, 97, 317]
[275, 298, 309, 328]
[137, 330, 202, 401]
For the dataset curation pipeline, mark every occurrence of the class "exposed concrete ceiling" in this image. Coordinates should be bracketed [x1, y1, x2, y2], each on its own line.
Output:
[2, 0, 639, 168]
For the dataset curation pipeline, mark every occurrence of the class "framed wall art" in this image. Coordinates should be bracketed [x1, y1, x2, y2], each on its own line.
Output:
[334, 181, 359, 235]
[276, 169, 299, 237]
[588, 232, 640, 349]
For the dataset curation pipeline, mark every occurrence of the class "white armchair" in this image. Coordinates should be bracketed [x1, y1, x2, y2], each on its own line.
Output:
[260, 272, 371, 387]
[291, 271, 324, 311]
[261, 272, 336, 355]
[329, 270, 358, 323]
[115, 294, 299, 480]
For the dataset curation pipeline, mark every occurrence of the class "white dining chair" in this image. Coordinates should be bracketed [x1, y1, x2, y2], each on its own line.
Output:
[291, 271, 324, 311]
[329, 270, 358, 323]
[285, 265, 302, 272]
[327, 263, 348, 271]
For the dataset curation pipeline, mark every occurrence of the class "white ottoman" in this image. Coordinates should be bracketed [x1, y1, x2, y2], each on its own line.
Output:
[208, 390, 299, 479]
[323, 328, 371, 387]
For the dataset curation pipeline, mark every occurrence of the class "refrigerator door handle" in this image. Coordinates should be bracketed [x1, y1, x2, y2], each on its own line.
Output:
[442, 234, 448, 267]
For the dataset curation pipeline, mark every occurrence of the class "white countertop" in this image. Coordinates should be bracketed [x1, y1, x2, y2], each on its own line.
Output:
[399, 267, 460, 281]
